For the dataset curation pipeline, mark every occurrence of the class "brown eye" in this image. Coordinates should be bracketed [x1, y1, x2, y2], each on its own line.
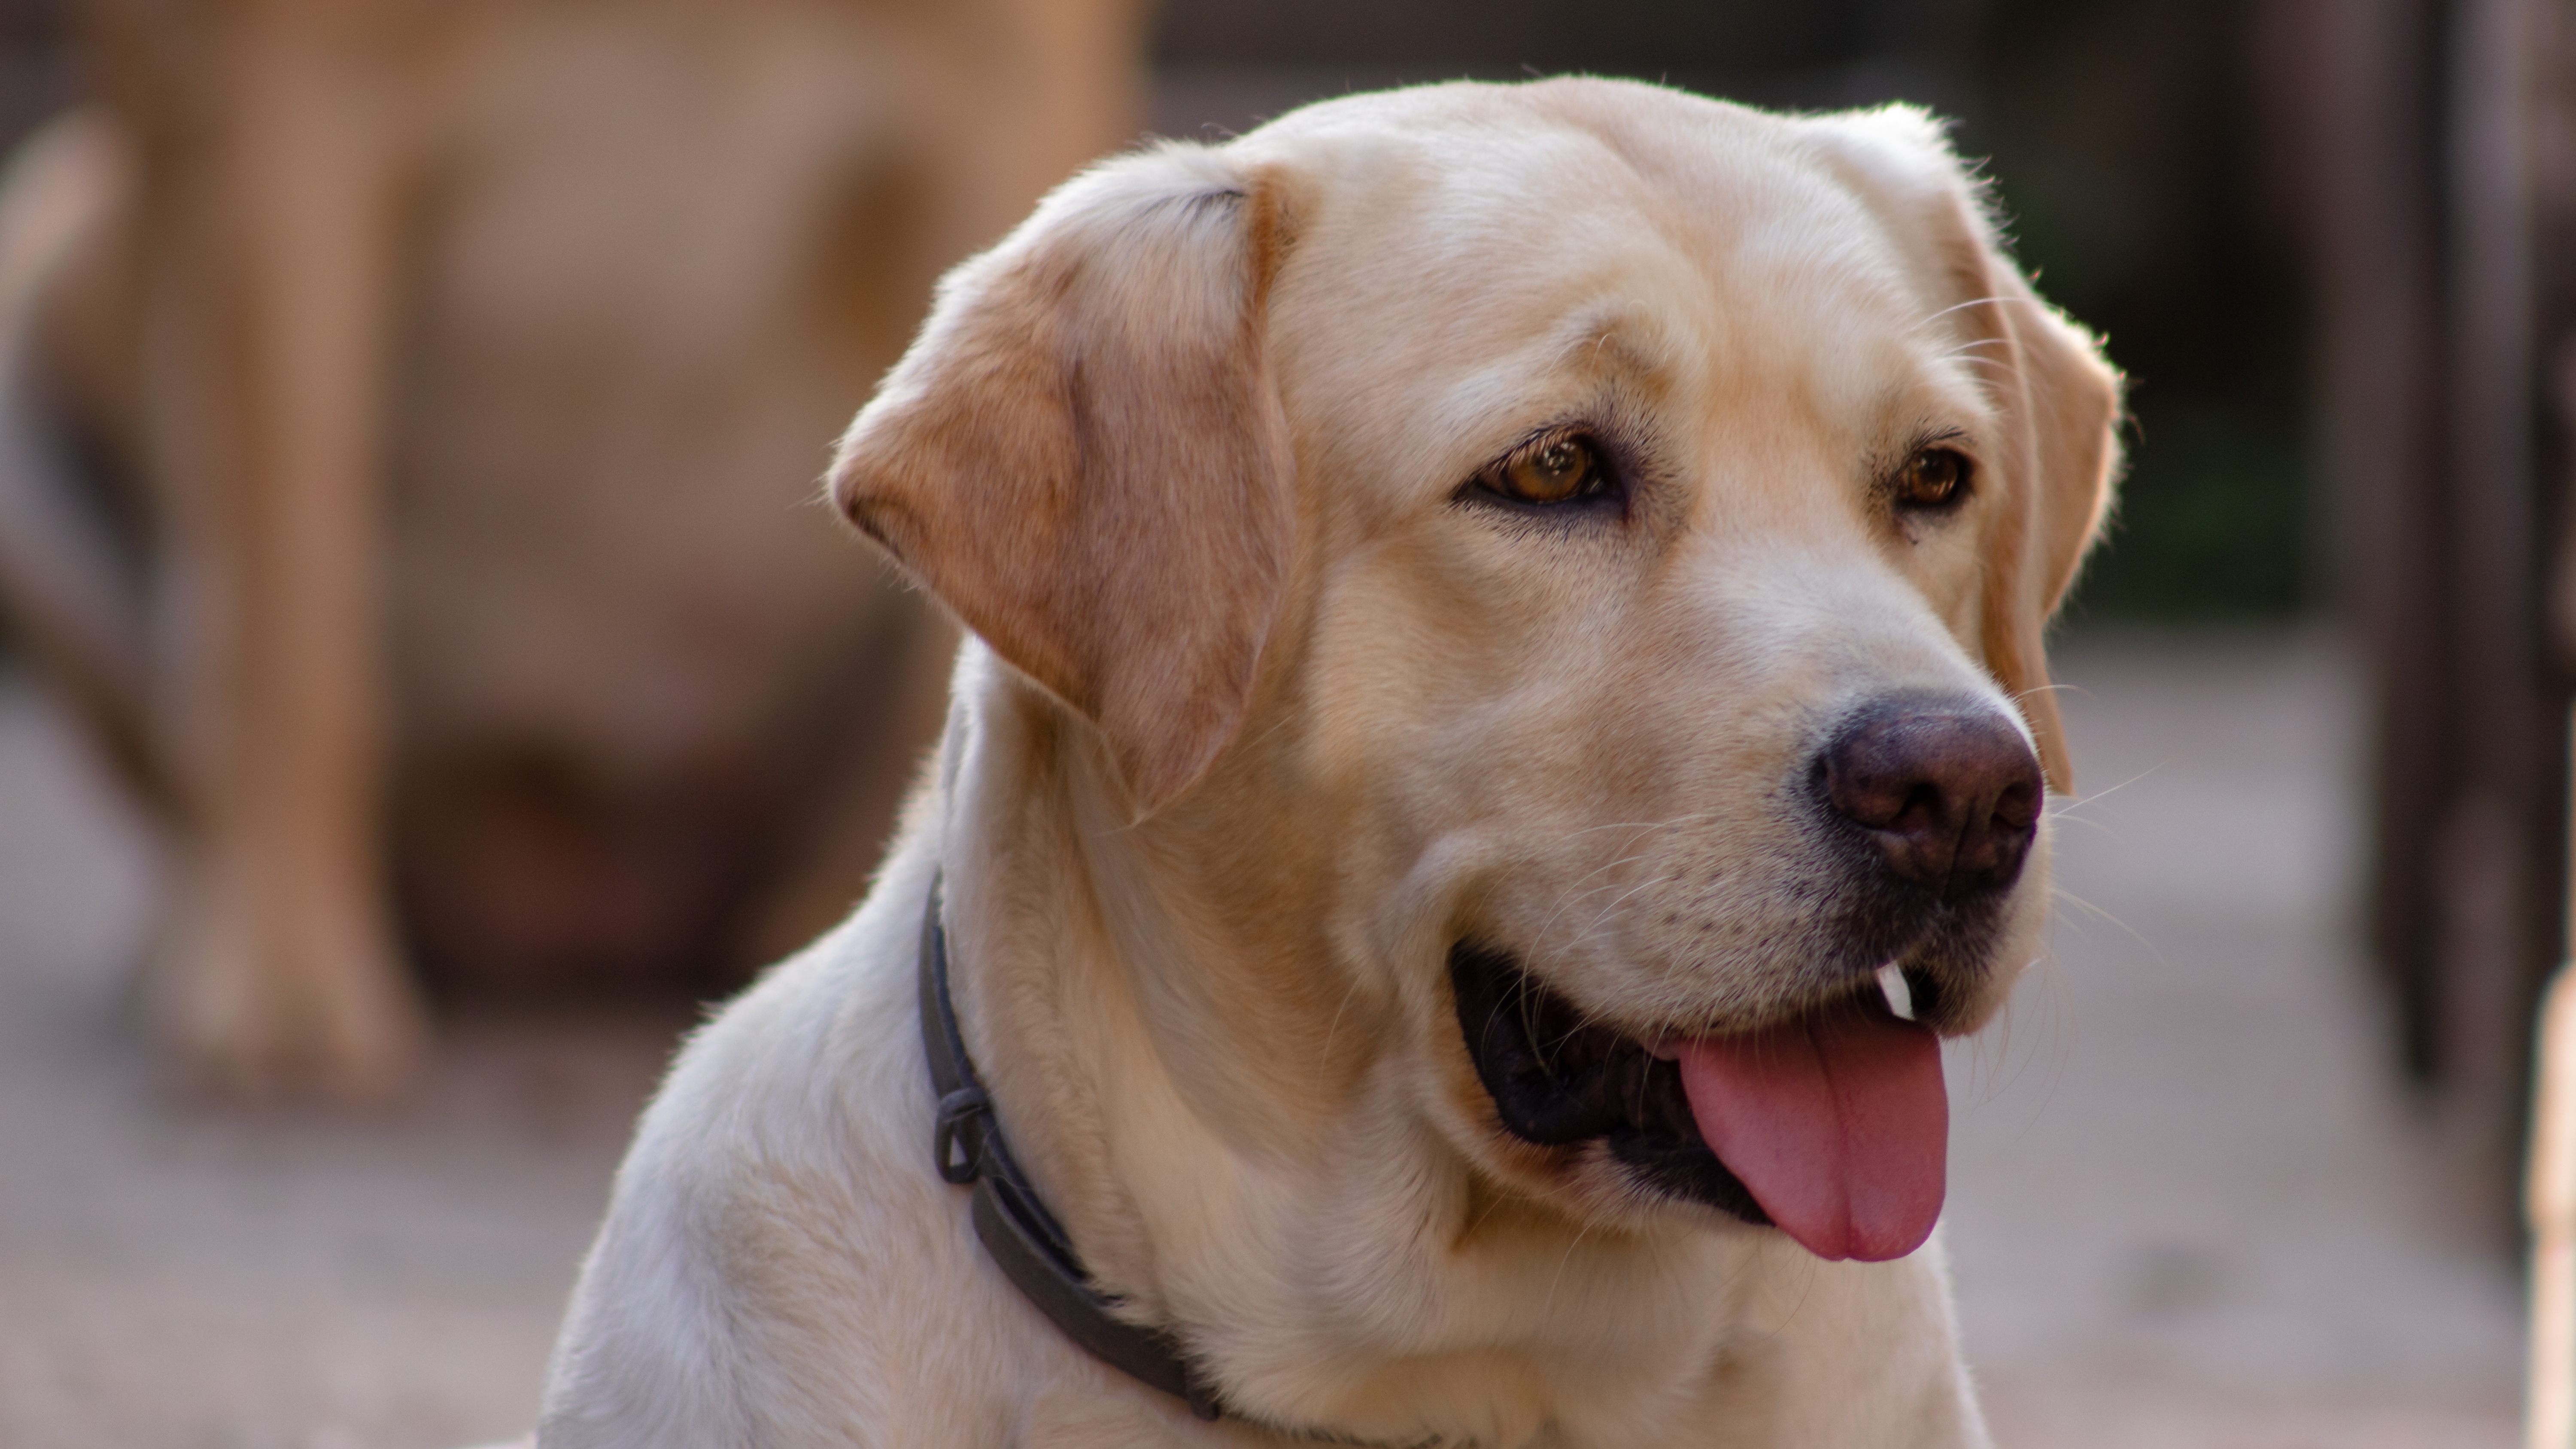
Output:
[1495, 436, 1601, 504]
[1894, 447, 1970, 509]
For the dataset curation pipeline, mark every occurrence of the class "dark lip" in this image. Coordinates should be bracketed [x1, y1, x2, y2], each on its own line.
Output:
[1448, 942, 1932, 1225]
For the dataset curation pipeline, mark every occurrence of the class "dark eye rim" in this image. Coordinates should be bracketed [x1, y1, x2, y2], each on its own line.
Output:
[1453, 426, 1628, 517]
[1889, 443, 1977, 514]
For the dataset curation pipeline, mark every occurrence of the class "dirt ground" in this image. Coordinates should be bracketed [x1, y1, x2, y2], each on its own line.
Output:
[0, 631, 2528, 1447]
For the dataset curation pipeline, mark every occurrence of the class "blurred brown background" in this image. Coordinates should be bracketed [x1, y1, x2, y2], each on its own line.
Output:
[0, 0, 2566, 1444]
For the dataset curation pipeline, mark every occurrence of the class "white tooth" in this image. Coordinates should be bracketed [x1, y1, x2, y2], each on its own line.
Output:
[1646, 1033, 1681, 1061]
[1877, 963, 1916, 1022]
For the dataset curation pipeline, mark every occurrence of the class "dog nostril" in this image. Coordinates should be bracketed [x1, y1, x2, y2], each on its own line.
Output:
[1896, 782, 1943, 832]
[1993, 778, 2041, 833]
[1821, 699, 2044, 898]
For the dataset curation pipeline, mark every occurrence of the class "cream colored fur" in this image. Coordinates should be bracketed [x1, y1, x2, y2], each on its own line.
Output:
[541, 78, 2120, 1448]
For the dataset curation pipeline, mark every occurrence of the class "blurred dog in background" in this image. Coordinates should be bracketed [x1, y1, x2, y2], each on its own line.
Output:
[0, 0, 1147, 1101]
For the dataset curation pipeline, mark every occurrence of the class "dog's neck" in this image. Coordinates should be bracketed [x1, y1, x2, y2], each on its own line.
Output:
[931, 645, 1359, 1284]
[923, 647, 1792, 1446]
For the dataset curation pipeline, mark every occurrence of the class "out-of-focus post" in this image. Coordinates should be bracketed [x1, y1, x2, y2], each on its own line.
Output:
[2284, 0, 2576, 1238]
[2530, 953, 2576, 1447]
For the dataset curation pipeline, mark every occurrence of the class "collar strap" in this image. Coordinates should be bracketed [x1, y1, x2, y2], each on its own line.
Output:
[917, 874, 1224, 1421]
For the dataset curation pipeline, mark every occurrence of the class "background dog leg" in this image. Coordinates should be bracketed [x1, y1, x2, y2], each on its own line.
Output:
[109, 21, 427, 1102]
[0, 113, 174, 816]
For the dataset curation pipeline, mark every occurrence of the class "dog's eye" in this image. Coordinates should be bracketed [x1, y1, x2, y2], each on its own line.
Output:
[1489, 436, 1605, 505]
[1893, 448, 1971, 509]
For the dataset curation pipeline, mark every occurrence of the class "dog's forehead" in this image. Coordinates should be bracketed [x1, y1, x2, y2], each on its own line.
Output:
[1242, 82, 1984, 473]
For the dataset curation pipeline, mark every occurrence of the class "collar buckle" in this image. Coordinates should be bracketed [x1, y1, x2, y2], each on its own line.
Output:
[934, 1085, 991, 1185]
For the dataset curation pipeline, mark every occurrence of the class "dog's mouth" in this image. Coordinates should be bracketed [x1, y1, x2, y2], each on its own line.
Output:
[1450, 944, 1947, 1262]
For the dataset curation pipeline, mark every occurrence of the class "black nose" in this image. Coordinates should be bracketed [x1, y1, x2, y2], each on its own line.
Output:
[1820, 698, 2044, 898]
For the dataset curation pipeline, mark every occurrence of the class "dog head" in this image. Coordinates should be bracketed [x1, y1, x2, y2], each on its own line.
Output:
[830, 80, 2117, 1268]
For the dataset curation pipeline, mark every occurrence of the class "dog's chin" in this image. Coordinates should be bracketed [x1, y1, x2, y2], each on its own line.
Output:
[1448, 940, 1967, 1236]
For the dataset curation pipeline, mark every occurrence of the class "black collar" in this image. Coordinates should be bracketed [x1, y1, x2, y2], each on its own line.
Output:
[917, 874, 1224, 1420]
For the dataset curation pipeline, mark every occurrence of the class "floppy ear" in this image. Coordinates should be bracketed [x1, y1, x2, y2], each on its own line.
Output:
[826, 144, 1296, 815]
[1804, 106, 2122, 793]
[1975, 259, 2122, 794]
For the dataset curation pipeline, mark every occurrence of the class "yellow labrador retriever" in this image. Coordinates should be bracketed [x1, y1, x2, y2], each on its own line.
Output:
[540, 78, 2117, 1447]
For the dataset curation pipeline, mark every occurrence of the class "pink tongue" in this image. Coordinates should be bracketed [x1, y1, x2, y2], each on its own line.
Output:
[1672, 1000, 1947, 1262]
